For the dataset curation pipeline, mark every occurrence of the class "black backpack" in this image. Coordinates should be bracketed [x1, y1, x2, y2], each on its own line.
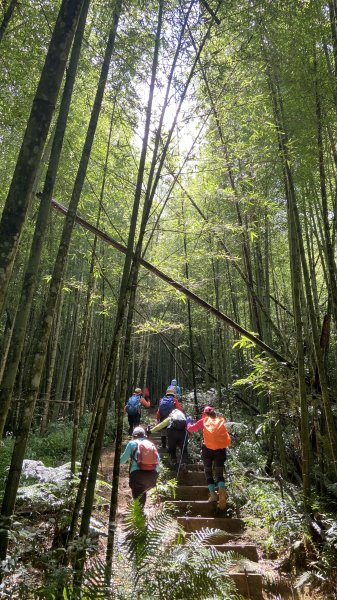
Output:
[170, 412, 186, 430]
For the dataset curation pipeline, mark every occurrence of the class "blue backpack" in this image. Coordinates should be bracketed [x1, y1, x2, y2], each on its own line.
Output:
[126, 394, 141, 415]
[159, 395, 175, 419]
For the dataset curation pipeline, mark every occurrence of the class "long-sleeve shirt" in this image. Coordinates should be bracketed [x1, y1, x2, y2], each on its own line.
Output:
[120, 438, 160, 473]
[187, 417, 204, 433]
[156, 397, 183, 422]
[140, 397, 151, 408]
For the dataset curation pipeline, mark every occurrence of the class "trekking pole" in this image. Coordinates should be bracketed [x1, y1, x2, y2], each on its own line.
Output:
[176, 429, 188, 479]
[225, 450, 233, 496]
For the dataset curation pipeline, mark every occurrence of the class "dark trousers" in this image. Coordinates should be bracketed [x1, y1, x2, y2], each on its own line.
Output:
[160, 427, 167, 448]
[127, 413, 140, 435]
[159, 415, 169, 448]
[202, 445, 227, 486]
[129, 470, 158, 507]
[167, 427, 188, 462]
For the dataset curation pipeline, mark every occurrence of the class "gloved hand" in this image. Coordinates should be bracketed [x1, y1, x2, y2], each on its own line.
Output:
[146, 424, 152, 435]
[186, 416, 193, 425]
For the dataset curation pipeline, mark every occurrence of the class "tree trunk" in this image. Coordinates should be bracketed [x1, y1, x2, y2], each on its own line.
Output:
[266, 55, 337, 479]
[0, 0, 91, 438]
[0, 0, 84, 318]
[0, 0, 18, 44]
[52, 199, 292, 366]
[0, 0, 121, 561]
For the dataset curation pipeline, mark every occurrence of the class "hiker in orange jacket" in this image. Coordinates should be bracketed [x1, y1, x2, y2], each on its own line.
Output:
[187, 406, 231, 509]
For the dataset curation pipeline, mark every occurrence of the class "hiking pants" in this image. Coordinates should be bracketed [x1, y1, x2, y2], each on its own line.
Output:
[127, 413, 141, 435]
[129, 470, 158, 507]
[202, 445, 227, 486]
[167, 427, 188, 463]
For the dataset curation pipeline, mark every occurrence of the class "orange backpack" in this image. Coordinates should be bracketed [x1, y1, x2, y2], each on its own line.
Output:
[203, 416, 231, 450]
[134, 439, 159, 471]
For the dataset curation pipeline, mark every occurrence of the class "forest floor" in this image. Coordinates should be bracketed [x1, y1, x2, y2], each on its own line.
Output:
[1, 442, 327, 599]
[96, 444, 322, 600]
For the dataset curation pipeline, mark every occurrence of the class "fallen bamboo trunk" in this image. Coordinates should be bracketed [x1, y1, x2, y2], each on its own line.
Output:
[51, 199, 293, 367]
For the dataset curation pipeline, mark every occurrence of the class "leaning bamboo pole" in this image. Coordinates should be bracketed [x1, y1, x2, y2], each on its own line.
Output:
[51, 199, 292, 366]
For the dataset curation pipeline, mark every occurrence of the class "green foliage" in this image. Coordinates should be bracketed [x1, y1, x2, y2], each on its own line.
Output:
[242, 480, 308, 556]
[24, 411, 116, 467]
[115, 501, 240, 599]
[233, 355, 297, 406]
[0, 438, 14, 493]
[149, 462, 177, 503]
[35, 557, 114, 600]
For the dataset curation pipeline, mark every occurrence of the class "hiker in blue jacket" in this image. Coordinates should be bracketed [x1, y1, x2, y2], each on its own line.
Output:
[125, 387, 150, 435]
[170, 378, 181, 399]
[120, 426, 160, 507]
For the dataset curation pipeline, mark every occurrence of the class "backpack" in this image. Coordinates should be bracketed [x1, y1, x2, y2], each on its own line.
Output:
[203, 416, 231, 450]
[133, 439, 159, 471]
[126, 394, 141, 415]
[170, 411, 186, 431]
[159, 395, 175, 419]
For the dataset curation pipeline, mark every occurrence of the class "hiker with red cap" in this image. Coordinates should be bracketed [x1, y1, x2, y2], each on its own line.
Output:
[156, 386, 183, 449]
[120, 426, 160, 508]
[125, 387, 150, 436]
[187, 406, 231, 509]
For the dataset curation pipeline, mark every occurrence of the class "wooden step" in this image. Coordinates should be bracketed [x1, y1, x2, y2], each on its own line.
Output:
[207, 543, 259, 561]
[229, 572, 263, 598]
[178, 463, 204, 471]
[169, 500, 228, 517]
[184, 531, 241, 543]
[177, 516, 244, 533]
[175, 486, 208, 501]
[178, 471, 206, 485]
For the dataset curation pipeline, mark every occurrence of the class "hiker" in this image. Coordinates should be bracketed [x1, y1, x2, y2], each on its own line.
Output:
[156, 387, 183, 449]
[120, 426, 160, 508]
[169, 378, 181, 399]
[187, 406, 231, 509]
[147, 408, 188, 468]
[125, 387, 150, 435]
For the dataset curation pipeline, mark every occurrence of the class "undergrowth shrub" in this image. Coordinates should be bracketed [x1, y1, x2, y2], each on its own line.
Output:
[114, 501, 242, 599]
[242, 480, 307, 556]
[24, 410, 116, 467]
[0, 437, 14, 493]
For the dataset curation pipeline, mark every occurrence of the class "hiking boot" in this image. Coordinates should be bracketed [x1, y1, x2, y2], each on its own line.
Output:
[208, 490, 217, 502]
[217, 488, 227, 509]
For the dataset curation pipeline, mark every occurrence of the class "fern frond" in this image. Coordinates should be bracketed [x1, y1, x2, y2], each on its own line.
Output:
[82, 557, 114, 599]
[190, 527, 232, 546]
[120, 503, 241, 599]
[294, 570, 312, 588]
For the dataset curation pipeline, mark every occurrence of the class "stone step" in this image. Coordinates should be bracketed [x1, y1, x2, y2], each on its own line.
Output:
[175, 486, 208, 501]
[177, 516, 245, 533]
[229, 572, 263, 598]
[178, 471, 206, 486]
[207, 543, 259, 562]
[169, 500, 228, 517]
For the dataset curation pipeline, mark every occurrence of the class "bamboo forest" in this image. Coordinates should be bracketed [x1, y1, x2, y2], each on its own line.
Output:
[1, 0, 337, 598]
